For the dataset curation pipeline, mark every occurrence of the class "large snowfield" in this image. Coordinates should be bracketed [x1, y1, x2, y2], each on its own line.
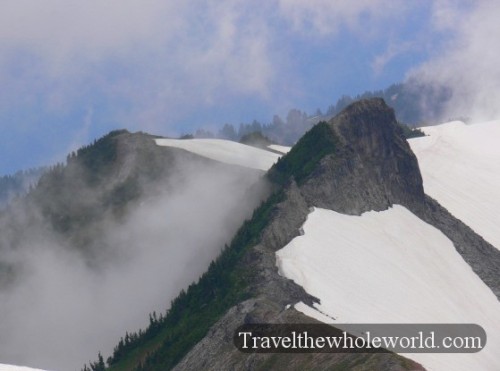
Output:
[155, 138, 281, 171]
[409, 120, 500, 250]
[276, 205, 500, 370]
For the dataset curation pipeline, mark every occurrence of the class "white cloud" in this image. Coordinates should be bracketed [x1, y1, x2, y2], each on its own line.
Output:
[408, 0, 500, 121]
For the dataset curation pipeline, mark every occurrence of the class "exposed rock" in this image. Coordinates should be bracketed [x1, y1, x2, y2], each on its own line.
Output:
[301, 98, 424, 214]
[261, 181, 309, 251]
[410, 196, 500, 300]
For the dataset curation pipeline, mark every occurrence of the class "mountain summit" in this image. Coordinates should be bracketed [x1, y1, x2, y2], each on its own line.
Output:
[273, 97, 425, 214]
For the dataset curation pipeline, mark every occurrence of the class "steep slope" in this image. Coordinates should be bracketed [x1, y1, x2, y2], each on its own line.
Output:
[409, 120, 500, 250]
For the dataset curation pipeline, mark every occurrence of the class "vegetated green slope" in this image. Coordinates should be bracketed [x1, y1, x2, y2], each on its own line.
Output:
[29, 129, 133, 236]
[72, 129, 129, 184]
[267, 121, 338, 186]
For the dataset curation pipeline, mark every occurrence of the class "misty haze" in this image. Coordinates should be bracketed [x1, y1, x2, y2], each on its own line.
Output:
[0, 137, 270, 370]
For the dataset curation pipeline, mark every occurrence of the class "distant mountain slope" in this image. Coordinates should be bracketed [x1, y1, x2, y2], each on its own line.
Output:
[409, 120, 500, 250]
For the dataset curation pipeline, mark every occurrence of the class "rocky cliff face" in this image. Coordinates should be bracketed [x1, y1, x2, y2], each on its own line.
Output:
[173, 98, 500, 371]
[173, 99, 427, 370]
[301, 98, 424, 214]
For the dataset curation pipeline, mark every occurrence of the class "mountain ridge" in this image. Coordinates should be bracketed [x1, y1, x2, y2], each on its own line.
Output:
[168, 98, 500, 370]
[171, 98, 432, 370]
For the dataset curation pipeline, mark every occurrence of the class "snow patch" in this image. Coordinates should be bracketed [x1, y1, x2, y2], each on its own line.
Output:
[155, 138, 281, 170]
[267, 144, 292, 154]
[276, 205, 500, 371]
[410, 120, 500, 250]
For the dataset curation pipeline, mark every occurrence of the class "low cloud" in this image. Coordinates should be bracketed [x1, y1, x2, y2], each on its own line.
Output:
[0, 153, 268, 370]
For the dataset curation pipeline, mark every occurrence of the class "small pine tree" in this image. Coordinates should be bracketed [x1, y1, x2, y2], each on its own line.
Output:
[87, 352, 106, 371]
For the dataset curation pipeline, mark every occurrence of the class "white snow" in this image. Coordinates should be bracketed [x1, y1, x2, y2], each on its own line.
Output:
[155, 138, 281, 171]
[276, 205, 500, 371]
[409, 120, 500, 250]
[267, 144, 292, 154]
[0, 365, 48, 371]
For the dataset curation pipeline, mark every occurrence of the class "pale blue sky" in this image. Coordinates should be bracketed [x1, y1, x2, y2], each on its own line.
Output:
[0, 1, 497, 174]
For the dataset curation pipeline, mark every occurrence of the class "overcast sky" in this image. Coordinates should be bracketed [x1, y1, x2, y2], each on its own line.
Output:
[0, 0, 498, 174]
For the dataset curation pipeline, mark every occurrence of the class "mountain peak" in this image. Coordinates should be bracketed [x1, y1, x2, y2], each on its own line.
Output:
[331, 97, 400, 154]
[271, 98, 425, 214]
